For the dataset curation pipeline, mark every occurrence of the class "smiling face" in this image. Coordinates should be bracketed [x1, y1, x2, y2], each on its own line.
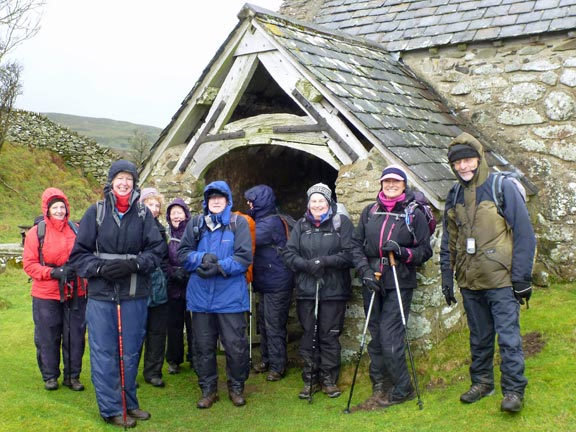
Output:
[381, 178, 406, 199]
[169, 205, 186, 228]
[111, 172, 134, 197]
[49, 201, 67, 220]
[207, 195, 227, 214]
[453, 157, 480, 182]
[308, 193, 329, 220]
[144, 198, 161, 218]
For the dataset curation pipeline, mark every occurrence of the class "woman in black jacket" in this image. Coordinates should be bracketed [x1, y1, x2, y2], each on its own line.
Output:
[282, 183, 354, 400]
[351, 165, 432, 409]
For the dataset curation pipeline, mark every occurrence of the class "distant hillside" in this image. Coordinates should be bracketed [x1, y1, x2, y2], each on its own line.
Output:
[43, 113, 162, 150]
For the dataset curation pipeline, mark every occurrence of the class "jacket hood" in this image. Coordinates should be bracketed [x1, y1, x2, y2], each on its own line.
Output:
[107, 159, 139, 185]
[244, 184, 277, 219]
[166, 198, 192, 229]
[203, 180, 233, 224]
[41, 187, 70, 221]
[448, 132, 489, 186]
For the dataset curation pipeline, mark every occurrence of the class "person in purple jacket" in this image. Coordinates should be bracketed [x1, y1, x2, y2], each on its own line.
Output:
[164, 198, 193, 375]
[244, 185, 294, 381]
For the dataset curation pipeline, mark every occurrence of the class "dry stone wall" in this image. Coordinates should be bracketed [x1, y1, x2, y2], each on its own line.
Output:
[6, 110, 115, 184]
[402, 33, 576, 282]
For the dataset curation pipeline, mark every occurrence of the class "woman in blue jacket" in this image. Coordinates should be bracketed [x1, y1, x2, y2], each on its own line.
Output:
[244, 185, 294, 381]
[178, 180, 252, 409]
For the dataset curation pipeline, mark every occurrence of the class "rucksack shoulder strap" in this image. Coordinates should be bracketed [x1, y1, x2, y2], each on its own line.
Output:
[37, 220, 46, 266]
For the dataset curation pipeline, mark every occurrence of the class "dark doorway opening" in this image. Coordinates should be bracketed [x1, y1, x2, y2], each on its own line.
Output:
[204, 144, 339, 217]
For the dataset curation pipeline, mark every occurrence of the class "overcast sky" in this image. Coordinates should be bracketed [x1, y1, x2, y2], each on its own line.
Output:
[10, 0, 284, 128]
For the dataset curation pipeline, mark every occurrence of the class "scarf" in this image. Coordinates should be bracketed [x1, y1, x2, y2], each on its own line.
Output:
[378, 191, 406, 212]
[114, 191, 131, 213]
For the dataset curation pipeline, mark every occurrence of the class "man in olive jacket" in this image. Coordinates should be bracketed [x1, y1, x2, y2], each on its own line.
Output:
[440, 133, 536, 413]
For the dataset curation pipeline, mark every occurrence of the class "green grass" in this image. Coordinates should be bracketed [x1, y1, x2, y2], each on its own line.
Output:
[1, 263, 575, 432]
[0, 141, 102, 243]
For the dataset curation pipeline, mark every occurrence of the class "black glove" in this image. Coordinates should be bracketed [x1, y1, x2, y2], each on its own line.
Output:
[50, 265, 74, 281]
[513, 282, 532, 306]
[202, 253, 219, 265]
[99, 259, 138, 280]
[361, 269, 381, 293]
[305, 258, 325, 278]
[196, 259, 226, 279]
[441, 269, 457, 306]
[381, 240, 410, 261]
[172, 267, 190, 283]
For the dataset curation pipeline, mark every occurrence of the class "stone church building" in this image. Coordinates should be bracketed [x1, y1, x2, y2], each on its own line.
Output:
[140, 0, 576, 354]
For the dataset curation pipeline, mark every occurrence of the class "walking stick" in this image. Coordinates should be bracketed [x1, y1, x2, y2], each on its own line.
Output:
[308, 279, 321, 404]
[248, 282, 253, 369]
[66, 278, 72, 387]
[115, 285, 128, 428]
[388, 252, 423, 410]
[344, 272, 380, 414]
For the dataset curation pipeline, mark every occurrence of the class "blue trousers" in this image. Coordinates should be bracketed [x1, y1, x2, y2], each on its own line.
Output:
[257, 290, 292, 374]
[461, 287, 527, 396]
[86, 298, 147, 418]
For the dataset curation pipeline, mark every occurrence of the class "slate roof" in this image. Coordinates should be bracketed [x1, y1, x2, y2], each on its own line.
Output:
[249, 6, 524, 204]
[313, 0, 576, 51]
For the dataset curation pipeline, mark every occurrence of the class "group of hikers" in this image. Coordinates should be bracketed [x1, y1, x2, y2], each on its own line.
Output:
[22, 132, 536, 428]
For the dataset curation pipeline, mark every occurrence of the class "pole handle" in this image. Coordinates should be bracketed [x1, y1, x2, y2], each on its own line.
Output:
[388, 251, 396, 267]
[374, 272, 381, 281]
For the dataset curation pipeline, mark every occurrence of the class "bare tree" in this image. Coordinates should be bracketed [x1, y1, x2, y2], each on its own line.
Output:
[129, 129, 153, 170]
[0, 0, 44, 152]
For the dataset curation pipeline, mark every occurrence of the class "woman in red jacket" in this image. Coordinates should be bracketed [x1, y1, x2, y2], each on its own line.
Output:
[23, 187, 87, 391]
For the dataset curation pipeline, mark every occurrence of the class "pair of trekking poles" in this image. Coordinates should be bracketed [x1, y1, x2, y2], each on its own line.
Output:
[344, 252, 424, 413]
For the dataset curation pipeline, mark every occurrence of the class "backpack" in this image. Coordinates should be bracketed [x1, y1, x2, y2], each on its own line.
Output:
[35, 217, 79, 266]
[148, 267, 168, 307]
[95, 199, 147, 227]
[451, 171, 527, 217]
[190, 212, 256, 283]
[267, 213, 297, 240]
[300, 212, 343, 234]
[368, 191, 437, 237]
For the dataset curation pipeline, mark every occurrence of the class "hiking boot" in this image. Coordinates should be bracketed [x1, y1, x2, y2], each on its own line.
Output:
[62, 377, 85, 391]
[167, 363, 180, 374]
[322, 382, 342, 398]
[298, 383, 320, 400]
[197, 393, 219, 409]
[501, 393, 523, 412]
[145, 377, 165, 388]
[377, 389, 416, 408]
[103, 415, 136, 428]
[266, 370, 284, 382]
[460, 383, 495, 404]
[253, 361, 269, 373]
[127, 409, 151, 420]
[229, 390, 247, 407]
[44, 378, 59, 391]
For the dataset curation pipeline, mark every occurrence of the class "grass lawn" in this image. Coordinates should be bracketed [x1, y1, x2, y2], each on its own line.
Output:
[1, 263, 575, 432]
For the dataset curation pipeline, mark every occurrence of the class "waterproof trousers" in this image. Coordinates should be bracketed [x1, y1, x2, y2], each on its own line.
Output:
[87, 298, 147, 418]
[166, 298, 193, 366]
[193, 312, 249, 395]
[257, 290, 292, 374]
[32, 296, 87, 382]
[143, 302, 169, 381]
[297, 299, 346, 386]
[461, 287, 527, 396]
[364, 286, 414, 400]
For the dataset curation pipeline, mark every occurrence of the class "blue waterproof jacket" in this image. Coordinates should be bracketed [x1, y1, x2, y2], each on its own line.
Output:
[178, 181, 252, 313]
[244, 185, 294, 293]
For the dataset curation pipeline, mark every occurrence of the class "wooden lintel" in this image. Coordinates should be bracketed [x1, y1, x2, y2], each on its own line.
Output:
[179, 100, 226, 173]
[291, 89, 358, 162]
[203, 130, 246, 142]
[273, 124, 324, 134]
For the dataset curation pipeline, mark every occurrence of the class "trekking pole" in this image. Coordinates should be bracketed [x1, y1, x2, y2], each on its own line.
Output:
[343, 272, 380, 414]
[114, 285, 128, 429]
[388, 252, 423, 410]
[308, 279, 321, 404]
[66, 279, 72, 388]
[248, 282, 253, 370]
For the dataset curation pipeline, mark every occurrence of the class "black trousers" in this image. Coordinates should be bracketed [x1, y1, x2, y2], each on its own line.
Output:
[193, 312, 249, 394]
[32, 296, 87, 381]
[364, 286, 414, 400]
[143, 302, 169, 380]
[297, 299, 346, 385]
[165, 298, 193, 366]
[257, 290, 292, 374]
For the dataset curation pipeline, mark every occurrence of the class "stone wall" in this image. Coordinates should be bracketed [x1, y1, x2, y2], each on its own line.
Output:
[402, 33, 576, 282]
[6, 110, 115, 184]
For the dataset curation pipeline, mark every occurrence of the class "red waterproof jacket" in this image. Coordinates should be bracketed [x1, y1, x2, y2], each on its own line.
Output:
[23, 188, 86, 300]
